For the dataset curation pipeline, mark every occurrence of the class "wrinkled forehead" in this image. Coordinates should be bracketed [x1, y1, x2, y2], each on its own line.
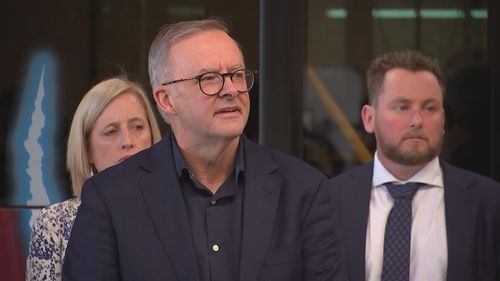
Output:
[166, 30, 244, 72]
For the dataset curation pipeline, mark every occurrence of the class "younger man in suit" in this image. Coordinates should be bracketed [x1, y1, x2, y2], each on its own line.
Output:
[330, 49, 500, 281]
[62, 18, 347, 281]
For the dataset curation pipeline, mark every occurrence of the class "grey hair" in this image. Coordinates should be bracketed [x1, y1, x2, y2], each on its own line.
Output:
[148, 18, 230, 88]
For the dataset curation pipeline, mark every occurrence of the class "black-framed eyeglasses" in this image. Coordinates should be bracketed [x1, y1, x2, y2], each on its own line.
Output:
[161, 68, 257, 96]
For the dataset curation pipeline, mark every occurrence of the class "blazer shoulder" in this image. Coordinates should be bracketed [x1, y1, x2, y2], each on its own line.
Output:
[245, 137, 326, 180]
[443, 162, 500, 190]
[329, 162, 373, 185]
[442, 162, 500, 212]
[94, 138, 169, 179]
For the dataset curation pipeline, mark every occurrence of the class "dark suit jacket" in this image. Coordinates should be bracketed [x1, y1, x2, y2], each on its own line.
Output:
[62, 135, 347, 281]
[329, 160, 500, 281]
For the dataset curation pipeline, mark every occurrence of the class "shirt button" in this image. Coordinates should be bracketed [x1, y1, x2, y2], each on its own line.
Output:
[212, 244, 220, 252]
[210, 200, 216, 205]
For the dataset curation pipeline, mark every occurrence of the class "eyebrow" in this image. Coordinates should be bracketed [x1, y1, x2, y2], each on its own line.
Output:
[197, 64, 245, 74]
[389, 97, 442, 106]
[389, 98, 411, 104]
[128, 117, 147, 122]
[101, 117, 147, 128]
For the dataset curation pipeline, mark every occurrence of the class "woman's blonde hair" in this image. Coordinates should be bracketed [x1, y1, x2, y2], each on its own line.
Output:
[66, 77, 161, 196]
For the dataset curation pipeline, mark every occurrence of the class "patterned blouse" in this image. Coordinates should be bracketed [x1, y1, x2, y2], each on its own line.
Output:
[26, 198, 81, 281]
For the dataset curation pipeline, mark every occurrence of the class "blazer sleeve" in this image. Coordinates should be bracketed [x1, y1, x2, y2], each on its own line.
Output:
[480, 180, 500, 281]
[301, 178, 348, 281]
[62, 179, 120, 281]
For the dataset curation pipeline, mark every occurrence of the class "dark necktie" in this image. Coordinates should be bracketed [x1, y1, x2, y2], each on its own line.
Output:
[381, 182, 421, 281]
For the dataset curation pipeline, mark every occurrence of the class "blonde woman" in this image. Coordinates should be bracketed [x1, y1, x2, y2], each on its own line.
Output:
[26, 77, 161, 280]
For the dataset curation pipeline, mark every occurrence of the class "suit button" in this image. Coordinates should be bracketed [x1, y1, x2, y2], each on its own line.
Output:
[212, 244, 220, 252]
[210, 200, 217, 205]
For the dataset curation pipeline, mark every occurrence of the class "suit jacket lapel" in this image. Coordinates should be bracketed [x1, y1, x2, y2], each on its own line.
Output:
[239, 138, 282, 281]
[138, 136, 200, 281]
[336, 162, 373, 281]
[442, 162, 480, 281]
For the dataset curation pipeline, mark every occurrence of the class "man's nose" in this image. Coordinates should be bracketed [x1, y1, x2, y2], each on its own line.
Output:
[218, 75, 239, 98]
[410, 111, 423, 128]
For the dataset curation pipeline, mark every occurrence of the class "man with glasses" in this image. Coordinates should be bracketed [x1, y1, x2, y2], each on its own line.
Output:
[63, 18, 347, 281]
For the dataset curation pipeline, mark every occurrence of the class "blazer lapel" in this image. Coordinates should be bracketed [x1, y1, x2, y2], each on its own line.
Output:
[239, 139, 282, 281]
[442, 162, 480, 281]
[336, 163, 373, 281]
[138, 136, 200, 281]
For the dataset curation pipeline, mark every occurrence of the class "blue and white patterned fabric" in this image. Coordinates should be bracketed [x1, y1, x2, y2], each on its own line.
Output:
[26, 198, 81, 281]
[381, 182, 420, 281]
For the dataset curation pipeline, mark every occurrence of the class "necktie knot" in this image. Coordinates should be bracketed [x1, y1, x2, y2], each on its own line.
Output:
[385, 182, 420, 201]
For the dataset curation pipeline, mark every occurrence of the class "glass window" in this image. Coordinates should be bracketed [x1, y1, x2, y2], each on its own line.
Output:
[306, 0, 489, 177]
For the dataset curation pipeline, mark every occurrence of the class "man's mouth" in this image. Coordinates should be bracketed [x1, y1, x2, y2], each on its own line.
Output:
[403, 135, 427, 141]
[216, 107, 240, 114]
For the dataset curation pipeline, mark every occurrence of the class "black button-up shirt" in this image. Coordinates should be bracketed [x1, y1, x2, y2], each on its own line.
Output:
[172, 134, 245, 281]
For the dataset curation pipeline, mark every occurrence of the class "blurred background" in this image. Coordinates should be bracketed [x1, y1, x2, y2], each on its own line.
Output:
[1, 0, 499, 279]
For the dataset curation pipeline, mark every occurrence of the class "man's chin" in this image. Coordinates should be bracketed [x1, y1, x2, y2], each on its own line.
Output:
[215, 123, 246, 137]
[210, 129, 244, 141]
[394, 155, 433, 166]
[385, 147, 438, 166]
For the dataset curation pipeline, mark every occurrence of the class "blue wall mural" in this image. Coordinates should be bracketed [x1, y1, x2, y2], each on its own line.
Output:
[1, 51, 69, 280]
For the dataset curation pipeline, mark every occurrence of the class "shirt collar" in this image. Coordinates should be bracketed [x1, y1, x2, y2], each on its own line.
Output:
[372, 151, 443, 188]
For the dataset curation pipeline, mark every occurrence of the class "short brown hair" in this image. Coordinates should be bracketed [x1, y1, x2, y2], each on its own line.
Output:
[366, 49, 444, 105]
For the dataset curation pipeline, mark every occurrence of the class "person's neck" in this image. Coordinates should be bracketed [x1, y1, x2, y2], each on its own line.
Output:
[376, 151, 427, 181]
[176, 133, 240, 194]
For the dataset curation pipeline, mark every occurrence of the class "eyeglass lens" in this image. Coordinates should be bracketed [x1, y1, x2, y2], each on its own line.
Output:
[200, 69, 254, 96]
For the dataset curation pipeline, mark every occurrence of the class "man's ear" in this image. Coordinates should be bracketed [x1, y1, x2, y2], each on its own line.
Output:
[361, 104, 375, 134]
[153, 85, 177, 116]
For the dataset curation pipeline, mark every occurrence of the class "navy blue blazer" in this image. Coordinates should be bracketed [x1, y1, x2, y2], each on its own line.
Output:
[62, 135, 348, 281]
[329, 160, 500, 281]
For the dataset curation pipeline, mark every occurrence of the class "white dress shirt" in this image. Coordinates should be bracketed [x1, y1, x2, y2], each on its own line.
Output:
[365, 152, 447, 281]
